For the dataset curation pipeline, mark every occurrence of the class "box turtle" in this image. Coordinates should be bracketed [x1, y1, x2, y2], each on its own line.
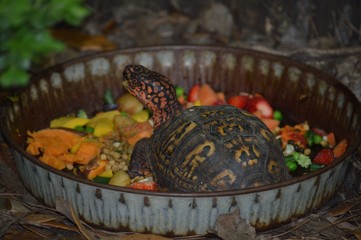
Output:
[123, 65, 290, 192]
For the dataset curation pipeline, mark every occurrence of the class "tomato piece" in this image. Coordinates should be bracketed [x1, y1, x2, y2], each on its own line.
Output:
[187, 85, 200, 102]
[129, 181, 159, 191]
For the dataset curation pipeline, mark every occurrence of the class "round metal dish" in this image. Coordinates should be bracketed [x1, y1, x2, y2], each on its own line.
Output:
[1, 46, 360, 236]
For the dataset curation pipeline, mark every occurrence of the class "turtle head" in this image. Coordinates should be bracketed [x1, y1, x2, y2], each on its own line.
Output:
[123, 65, 183, 128]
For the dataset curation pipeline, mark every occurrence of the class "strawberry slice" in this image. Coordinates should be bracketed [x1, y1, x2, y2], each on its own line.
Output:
[227, 95, 249, 109]
[187, 84, 200, 103]
[313, 148, 334, 165]
[245, 94, 273, 118]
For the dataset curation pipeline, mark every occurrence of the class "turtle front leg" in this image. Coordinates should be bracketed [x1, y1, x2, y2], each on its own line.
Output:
[128, 138, 152, 178]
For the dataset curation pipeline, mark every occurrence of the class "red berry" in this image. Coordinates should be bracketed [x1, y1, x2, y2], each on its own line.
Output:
[227, 95, 248, 109]
[187, 84, 200, 102]
[313, 148, 334, 165]
[245, 94, 273, 118]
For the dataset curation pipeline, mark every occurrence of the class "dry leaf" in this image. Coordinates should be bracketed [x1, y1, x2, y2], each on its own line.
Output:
[22, 213, 57, 224]
[354, 230, 361, 240]
[215, 208, 256, 240]
[326, 216, 357, 231]
[120, 233, 170, 240]
[55, 197, 96, 240]
[51, 29, 117, 51]
[329, 201, 359, 216]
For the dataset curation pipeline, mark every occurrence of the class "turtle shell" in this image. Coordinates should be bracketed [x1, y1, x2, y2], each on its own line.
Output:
[147, 104, 290, 192]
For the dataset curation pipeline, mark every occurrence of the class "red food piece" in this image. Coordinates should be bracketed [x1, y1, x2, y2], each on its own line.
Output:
[312, 127, 327, 136]
[198, 84, 219, 106]
[333, 139, 347, 158]
[326, 132, 336, 148]
[280, 125, 307, 148]
[245, 94, 273, 118]
[129, 181, 159, 191]
[227, 95, 248, 109]
[261, 118, 280, 131]
[187, 84, 200, 102]
[313, 148, 334, 165]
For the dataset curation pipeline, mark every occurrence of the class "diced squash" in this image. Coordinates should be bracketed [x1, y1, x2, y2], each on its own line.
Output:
[50, 116, 90, 129]
[99, 169, 113, 178]
[87, 110, 120, 128]
[117, 93, 144, 115]
[87, 160, 109, 180]
[108, 170, 131, 187]
[93, 117, 114, 137]
[130, 110, 149, 122]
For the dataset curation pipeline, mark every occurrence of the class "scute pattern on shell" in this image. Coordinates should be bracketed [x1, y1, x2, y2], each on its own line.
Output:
[149, 105, 289, 192]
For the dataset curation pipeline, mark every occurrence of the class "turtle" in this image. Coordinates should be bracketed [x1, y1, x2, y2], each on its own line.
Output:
[123, 64, 290, 192]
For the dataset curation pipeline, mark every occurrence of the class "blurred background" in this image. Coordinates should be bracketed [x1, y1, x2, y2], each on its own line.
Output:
[1, 0, 361, 99]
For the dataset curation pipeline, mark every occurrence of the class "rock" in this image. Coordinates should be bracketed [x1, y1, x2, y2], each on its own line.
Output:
[197, 3, 235, 38]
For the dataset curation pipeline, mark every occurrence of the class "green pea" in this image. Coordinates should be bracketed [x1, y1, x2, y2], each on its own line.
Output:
[312, 134, 323, 145]
[85, 126, 94, 134]
[286, 161, 298, 172]
[176, 86, 185, 98]
[74, 126, 85, 132]
[273, 110, 283, 121]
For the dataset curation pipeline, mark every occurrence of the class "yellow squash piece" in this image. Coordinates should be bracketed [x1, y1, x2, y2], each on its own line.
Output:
[50, 116, 90, 129]
[98, 169, 113, 178]
[130, 110, 149, 122]
[93, 117, 114, 137]
[87, 110, 120, 128]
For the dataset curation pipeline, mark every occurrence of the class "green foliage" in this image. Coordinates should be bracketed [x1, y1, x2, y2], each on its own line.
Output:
[0, 0, 90, 88]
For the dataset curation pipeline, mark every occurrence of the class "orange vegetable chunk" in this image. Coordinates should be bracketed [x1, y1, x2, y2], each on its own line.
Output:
[333, 139, 347, 158]
[40, 155, 66, 170]
[87, 160, 109, 180]
[198, 84, 218, 106]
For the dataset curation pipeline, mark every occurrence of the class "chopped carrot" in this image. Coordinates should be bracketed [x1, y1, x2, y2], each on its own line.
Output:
[87, 160, 109, 180]
[198, 84, 219, 106]
[73, 140, 100, 165]
[326, 132, 336, 148]
[26, 129, 83, 156]
[40, 155, 66, 170]
[261, 118, 280, 131]
[333, 139, 347, 158]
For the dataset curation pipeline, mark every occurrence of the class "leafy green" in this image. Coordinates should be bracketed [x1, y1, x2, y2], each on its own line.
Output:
[292, 152, 311, 168]
[0, 0, 90, 88]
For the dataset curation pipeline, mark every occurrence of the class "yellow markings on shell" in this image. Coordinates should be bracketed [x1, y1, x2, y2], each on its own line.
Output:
[217, 123, 240, 136]
[182, 140, 216, 179]
[260, 128, 271, 141]
[252, 145, 261, 158]
[268, 160, 278, 173]
[248, 159, 258, 166]
[163, 121, 197, 156]
[234, 145, 251, 163]
[211, 169, 237, 187]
